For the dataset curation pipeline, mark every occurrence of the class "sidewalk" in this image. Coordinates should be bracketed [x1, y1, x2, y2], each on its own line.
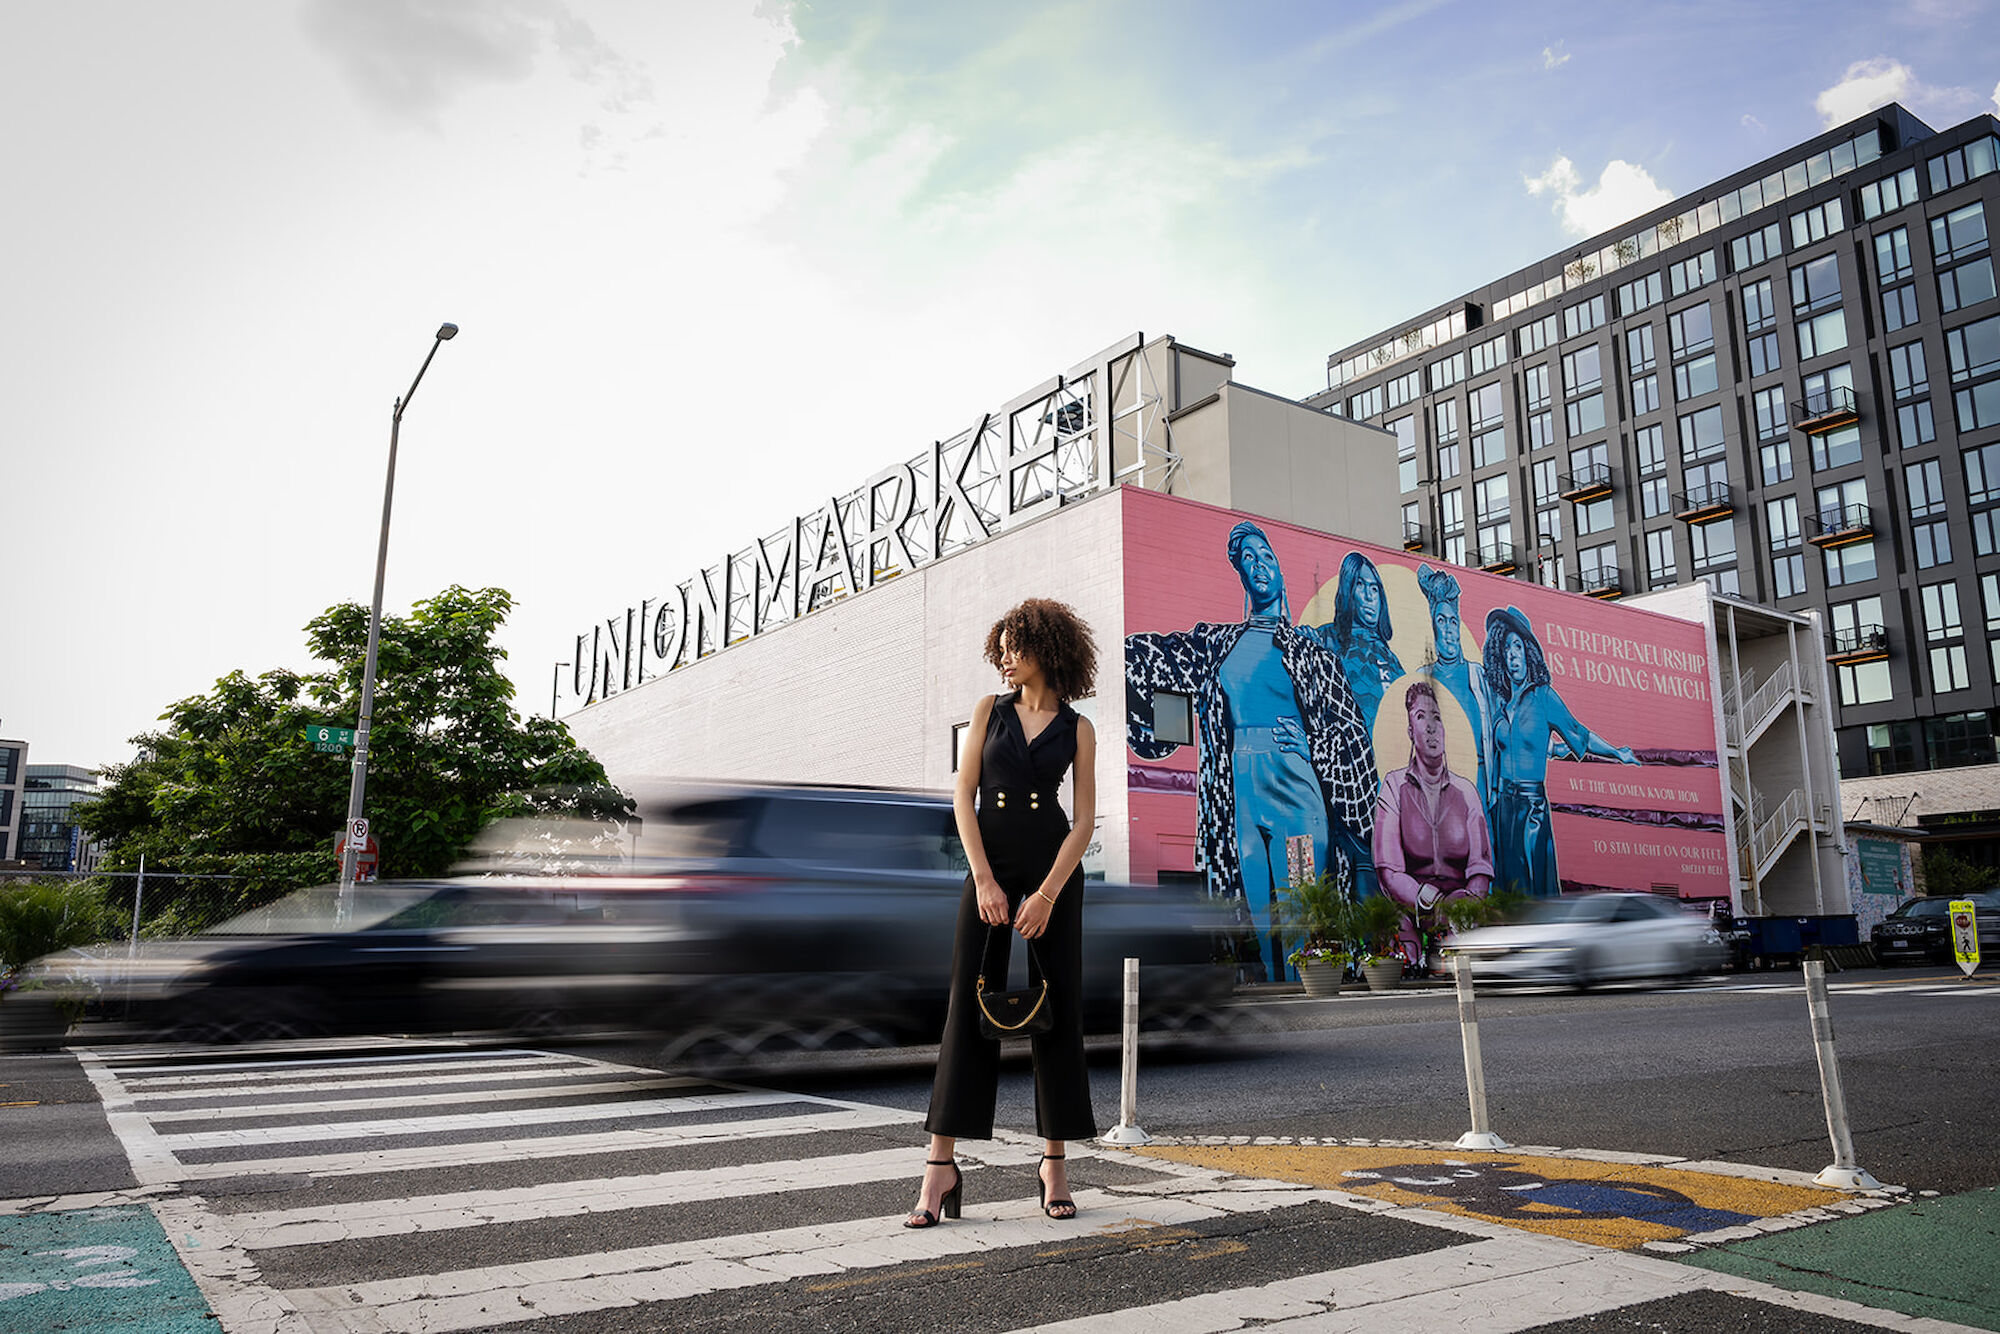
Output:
[1116, 1135, 1999, 1332]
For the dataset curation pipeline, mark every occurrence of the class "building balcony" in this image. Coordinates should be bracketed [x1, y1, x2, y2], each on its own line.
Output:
[1575, 566, 1623, 599]
[1793, 384, 1859, 434]
[1672, 480, 1735, 524]
[1558, 462, 1614, 503]
[1806, 502, 1873, 548]
[1477, 540, 1519, 574]
[1827, 624, 1889, 665]
[1403, 520, 1426, 551]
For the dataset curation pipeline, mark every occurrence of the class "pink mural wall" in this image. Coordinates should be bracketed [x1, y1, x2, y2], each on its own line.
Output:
[1121, 488, 1725, 977]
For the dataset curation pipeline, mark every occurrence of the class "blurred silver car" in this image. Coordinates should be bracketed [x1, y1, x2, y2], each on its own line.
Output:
[1445, 892, 1725, 989]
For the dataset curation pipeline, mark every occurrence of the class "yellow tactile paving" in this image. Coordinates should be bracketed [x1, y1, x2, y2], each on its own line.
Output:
[1136, 1144, 1850, 1251]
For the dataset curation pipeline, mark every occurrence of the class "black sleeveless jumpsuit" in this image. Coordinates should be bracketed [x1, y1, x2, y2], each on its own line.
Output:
[924, 691, 1096, 1141]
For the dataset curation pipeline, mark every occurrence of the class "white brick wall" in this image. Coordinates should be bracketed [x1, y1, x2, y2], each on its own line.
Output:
[564, 489, 1131, 878]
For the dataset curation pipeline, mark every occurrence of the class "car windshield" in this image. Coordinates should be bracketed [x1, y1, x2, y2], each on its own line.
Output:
[1518, 898, 1615, 924]
[203, 884, 441, 936]
[1896, 899, 1950, 919]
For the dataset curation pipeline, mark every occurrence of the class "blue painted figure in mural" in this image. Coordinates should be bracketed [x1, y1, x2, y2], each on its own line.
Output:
[1416, 564, 1493, 806]
[1125, 522, 1377, 981]
[1482, 606, 1640, 898]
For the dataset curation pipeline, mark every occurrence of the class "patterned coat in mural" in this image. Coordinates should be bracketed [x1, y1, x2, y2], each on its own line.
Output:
[1126, 620, 1377, 901]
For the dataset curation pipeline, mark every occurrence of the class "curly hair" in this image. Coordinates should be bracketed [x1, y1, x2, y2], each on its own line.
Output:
[983, 598, 1099, 702]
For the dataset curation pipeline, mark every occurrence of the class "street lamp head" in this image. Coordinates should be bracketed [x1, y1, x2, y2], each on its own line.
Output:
[436, 323, 460, 341]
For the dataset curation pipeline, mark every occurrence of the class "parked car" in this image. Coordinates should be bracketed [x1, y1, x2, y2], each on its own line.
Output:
[1870, 892, 2000, 966]
[27, 784, 1235, 1048]
[1444, 892, 1726, 990]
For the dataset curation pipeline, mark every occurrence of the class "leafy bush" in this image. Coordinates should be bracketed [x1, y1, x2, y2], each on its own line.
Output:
[0, 879, 114, 975]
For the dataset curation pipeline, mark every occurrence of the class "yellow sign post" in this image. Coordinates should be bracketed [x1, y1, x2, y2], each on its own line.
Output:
[1950, 899, 1981, 977]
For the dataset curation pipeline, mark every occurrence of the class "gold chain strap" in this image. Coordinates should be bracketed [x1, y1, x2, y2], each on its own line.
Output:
[973, 976, 1050, 1031]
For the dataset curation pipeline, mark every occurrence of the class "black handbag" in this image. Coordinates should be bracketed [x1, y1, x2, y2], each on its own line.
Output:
[975, 927, 1053, 1040]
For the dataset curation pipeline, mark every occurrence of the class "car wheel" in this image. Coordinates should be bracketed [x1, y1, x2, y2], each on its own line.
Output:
[1568, 949, 1597, 992]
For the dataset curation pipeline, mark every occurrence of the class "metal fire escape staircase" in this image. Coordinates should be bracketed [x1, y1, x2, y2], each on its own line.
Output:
[1721, 660, 1829, 896]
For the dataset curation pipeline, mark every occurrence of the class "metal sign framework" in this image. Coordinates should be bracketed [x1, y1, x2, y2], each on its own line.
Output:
[566, 333, 1182, 710]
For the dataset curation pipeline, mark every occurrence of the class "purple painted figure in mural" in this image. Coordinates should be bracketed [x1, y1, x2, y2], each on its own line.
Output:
[1373, 681, 1493, 962]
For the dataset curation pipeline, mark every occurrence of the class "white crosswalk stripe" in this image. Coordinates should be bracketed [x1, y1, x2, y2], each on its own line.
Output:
[61, 1042, 1935, 1334]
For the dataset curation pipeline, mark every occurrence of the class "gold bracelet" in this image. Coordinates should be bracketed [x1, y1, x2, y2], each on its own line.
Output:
[1036, 889, 1058, 906]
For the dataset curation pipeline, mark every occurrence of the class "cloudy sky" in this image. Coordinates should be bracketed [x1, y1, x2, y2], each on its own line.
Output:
[5, 0, 1998, 770]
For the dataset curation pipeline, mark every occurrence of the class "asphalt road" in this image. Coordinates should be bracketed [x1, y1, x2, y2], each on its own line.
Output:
[595, 965, 1998, 1195]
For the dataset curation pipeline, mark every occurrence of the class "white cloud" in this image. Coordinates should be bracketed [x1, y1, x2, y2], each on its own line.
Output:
[1993, 78, 2000, 114]
[1542, 42, 1569, 71]
[1813, 56, 1990, 128]
[1741, 113, 1767, 133]
[1814, 57, 1915, 126]
[1525, 156, 1674, 239]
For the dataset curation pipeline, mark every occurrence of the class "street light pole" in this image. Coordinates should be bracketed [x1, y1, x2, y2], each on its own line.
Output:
[552, 661, 571, 720]
[339, 323, 459, 918]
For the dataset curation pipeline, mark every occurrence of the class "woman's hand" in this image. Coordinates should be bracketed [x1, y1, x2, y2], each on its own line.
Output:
[1014, 890, 1055, 940]
[1274, 716, 1311, 759]
[975, 872, 1010, 926]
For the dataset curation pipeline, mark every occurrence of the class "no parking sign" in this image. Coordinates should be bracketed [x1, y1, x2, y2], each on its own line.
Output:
[1950, 899, 1981, 977]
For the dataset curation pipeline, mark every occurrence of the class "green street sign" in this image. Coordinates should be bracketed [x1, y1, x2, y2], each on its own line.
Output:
[304, 725, 357, 753]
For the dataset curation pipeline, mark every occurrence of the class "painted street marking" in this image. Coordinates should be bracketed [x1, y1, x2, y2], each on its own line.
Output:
[0, 1206, 213, 1330]
[125, 1060, 642, 1102]
[140, 1074, 702, 1123]
[155, 1088, 807, 1151]
[1134, 1143, 1864, 1251]
[96, 1051, 575, 1087]
[221, 1147, 951, 1248]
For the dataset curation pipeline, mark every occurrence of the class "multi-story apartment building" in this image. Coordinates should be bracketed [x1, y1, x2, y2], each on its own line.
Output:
[0, 738, 25, 865]
[1310, 105, 2000, 829]
[19, 765, 102, 873]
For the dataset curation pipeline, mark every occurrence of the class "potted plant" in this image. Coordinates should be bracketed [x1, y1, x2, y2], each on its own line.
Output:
[1347, 891, 1409, 991]
[1275, 871, 1349, 997]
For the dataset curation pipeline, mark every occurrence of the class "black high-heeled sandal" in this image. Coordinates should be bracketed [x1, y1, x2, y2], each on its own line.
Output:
[904, 1158, 962, 1228]
[1038, 1153, 1076, 1219]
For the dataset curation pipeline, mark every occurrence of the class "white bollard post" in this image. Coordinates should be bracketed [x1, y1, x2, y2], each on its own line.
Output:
[127, 853, 146, 960]
[1452, 953, 1509, 1151]
[1101, 957, 1153, 1146]
[1804, 956, 1881, 1190]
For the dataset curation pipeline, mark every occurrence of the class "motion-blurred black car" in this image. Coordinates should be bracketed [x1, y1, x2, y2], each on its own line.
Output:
[1870, 891, 2000, 966]
[31, 784, 1234, 1049]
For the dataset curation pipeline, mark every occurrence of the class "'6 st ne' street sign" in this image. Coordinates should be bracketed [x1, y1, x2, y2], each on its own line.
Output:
[304, 726, 356, 754]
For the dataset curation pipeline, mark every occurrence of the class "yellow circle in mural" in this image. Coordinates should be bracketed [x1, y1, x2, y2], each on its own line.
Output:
[1372, 672, 1480, 786]
[1299, 555, 1482, 681]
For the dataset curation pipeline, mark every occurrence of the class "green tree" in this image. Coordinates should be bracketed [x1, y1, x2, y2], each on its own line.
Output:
[80, 586, 624, 914]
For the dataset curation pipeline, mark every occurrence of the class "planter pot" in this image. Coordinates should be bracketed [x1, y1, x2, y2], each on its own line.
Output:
[1298, 959, 1346, 997]
[1361, 959, 1403, 992]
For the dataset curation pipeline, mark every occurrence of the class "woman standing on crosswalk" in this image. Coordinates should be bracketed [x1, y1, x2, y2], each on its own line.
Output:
[907, 598, 1099, 1228]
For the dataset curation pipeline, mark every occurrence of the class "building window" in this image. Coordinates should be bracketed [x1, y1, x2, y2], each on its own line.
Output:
[1150, 691, 1194, 746]
[1923, 581, 1969, 693]
[1863, 721, 1918, 775]
[1753, 386, 1789, 441]
[1562, 345, 1602, 396]
[1646, 528, 1678, 585]
[1968, 441, 2000, 554]
[1883, 284, 1922, 332]
[1434, 398, 1460, 444]
[1742, 278, 1778, 333]
[1677, 404, 1726, 462]
[1443, 533, 1467, 565]
[1641, 475, 1671, 518]
[1761, 437, 1795, 485]
[1899, 400, 1938, 448]
[1668, 303, 1714, 358]
[1387, 367, 1423, 410]
[1563, 294, 1606, 339]
[1730, 221, 1782, 272]
[1824, 540, 1878, 588]
[1538, 505, 1563, 544]
[1669, 250, 1717, 296]
[1940, 259, 1997, 314]
[1631, 373, 1660, 415]
[1749, 330, 1782, 378]
[1768, 494, 1801, 547]
[1798, 309, 1850, 360]
[1947, 312, 2000, 430]
[1690, 517, 1736, 572]
[1429, 350, 1467, 392]
[1832, 597, 1891, 705]
[1523, 363, 1551, 410]
[1474, 474, 1511, 524]
[1928, 134, 2000, 194]
[1470, 381, 1505, 430]
[1392, 416, 1418, 491]
[1839, 659, 1894, 706]
[1470, 333, 1507, 376]
[1635, 423, 1666, 476]
[1984, 572, 2000, 681]
[1439, 487, 1464, 535]
[1471, 428, 1506, 470]
[1438, 441, 1461, 480]
[1875, 226, 1914, 283]
[1627, 323, 1657, 374]
[1349, 384, 1385, 419]
[1927, 711, 1998, 768]
[1576, 497, 1615, 536]
[1674, 353, 1719, 400]
[1533, 458, 1560, 506]
[1909, 457, 1952, 569]
[1579, 541, 1619, 588]
[1859, 167, 1919, 221]
[1529, 411, 1555, 451]
[952, 720, 971, 770]
[1617, 271, 1662, 316]
[1790, 198, 1845, 248]
[1566, 393, 1605, 436]
[1773, 551, 1806, 598]
[1791, 253, 1843, 312]
[1518, 313, 1557, 357]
